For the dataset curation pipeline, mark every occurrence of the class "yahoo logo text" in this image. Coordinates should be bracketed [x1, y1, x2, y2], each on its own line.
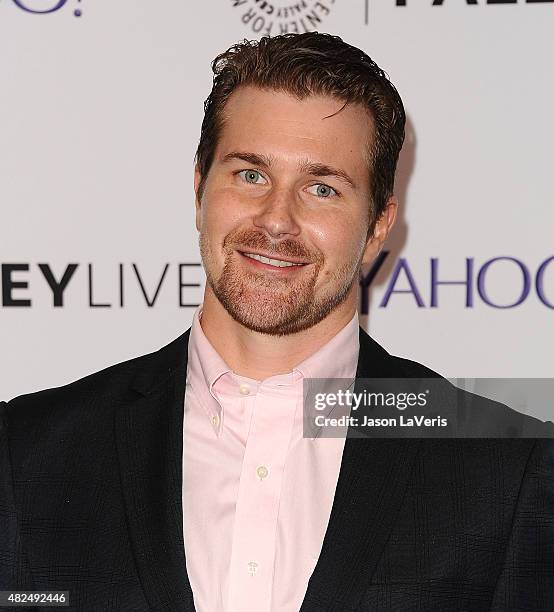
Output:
[360, 254, 554, 313]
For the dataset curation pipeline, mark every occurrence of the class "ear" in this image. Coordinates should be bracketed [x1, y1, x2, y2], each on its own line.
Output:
[361, 196, 398, 265]
[194, 164, 203, 233]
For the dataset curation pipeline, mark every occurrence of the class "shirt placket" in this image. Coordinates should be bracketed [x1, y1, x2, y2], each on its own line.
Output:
[226, 383, 298, 612]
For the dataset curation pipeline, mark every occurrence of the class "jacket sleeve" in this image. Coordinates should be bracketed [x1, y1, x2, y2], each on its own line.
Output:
[0, 400, 17, 589]
[490, 439, 554, 610]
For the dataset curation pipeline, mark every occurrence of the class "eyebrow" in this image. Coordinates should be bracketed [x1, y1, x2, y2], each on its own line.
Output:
[221, 151, 357, 190]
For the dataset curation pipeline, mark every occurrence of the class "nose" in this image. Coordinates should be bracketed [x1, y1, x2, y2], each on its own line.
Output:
[252, 187, 301, 239]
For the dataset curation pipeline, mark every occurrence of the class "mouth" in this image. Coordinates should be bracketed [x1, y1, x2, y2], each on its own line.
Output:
[238, 250, 310, 271]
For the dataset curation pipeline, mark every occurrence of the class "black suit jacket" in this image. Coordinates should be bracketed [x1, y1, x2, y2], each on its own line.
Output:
[1, 327, 553, 611]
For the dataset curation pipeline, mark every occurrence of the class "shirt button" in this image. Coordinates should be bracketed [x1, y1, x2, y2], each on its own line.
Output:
[256, 465, 269, 480]
[239, 383, 251, 395]
[211, 414, 219, 427]
[248, 561, 259, 576]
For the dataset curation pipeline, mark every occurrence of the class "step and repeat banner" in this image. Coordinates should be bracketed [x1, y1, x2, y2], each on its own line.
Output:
[1, 0, 553, 400]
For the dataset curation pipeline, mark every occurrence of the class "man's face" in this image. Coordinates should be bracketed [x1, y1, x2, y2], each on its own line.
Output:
[195, 85, 395, 336]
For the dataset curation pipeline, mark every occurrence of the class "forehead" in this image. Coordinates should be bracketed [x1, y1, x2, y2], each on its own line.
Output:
[215, 86, 373, 177]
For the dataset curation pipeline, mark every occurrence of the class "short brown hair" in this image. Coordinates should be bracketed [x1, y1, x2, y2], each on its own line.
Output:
[195, 32, 405, 233]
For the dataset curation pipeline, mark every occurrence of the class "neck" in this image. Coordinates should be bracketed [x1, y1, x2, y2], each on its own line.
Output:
[199, 287, 357, 380]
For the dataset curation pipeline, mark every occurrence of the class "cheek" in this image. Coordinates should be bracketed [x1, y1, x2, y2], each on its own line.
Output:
[312, 216, 366, 267]
[203, 187, 247, 239]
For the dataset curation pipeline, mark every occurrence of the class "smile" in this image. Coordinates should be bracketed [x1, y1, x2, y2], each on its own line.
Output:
[239, 251, 308, 270]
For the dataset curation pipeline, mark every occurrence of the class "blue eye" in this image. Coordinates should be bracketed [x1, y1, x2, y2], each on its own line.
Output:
[308, 183, 338, 198]
[239, 169, 266, 184]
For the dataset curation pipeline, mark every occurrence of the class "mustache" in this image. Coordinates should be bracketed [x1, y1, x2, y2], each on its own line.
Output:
[224, 230, 322, 263]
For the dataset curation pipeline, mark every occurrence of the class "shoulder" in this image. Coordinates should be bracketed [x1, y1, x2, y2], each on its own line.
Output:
[2, 330, 191, 482]
[389, 355, 443, 379]
[5, 353, 140, 429]
[3, 329, 191, 433]
[357, 327, 554, 439]
[357, 325, 443, 379]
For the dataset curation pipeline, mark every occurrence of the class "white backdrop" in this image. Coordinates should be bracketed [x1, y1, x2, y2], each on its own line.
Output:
[1, 0, 553, 401]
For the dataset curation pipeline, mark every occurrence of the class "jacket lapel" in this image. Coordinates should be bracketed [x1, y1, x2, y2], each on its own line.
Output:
[115, 330, 195, 612]
[300, 328, 421, 610]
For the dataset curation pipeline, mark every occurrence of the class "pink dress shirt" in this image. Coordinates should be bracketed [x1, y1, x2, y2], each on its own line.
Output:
[183, 306, 359, 612]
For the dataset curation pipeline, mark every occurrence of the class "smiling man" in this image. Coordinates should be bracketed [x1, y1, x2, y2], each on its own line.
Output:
[1, 32, 554, 612]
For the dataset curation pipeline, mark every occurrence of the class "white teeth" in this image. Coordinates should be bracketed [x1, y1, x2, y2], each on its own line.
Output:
[243, 253, 304, 268]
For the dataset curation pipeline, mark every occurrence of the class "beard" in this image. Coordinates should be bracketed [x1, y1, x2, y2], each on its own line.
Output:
[199, 227, 360, 336]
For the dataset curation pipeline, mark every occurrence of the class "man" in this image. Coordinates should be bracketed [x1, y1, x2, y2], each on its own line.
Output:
[1, 32, 553, 611]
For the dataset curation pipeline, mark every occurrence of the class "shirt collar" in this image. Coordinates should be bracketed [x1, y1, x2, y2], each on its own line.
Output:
[186, 306, 230, 435]
[186, 305, 360, 438]
[294, 311, 359, 440]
